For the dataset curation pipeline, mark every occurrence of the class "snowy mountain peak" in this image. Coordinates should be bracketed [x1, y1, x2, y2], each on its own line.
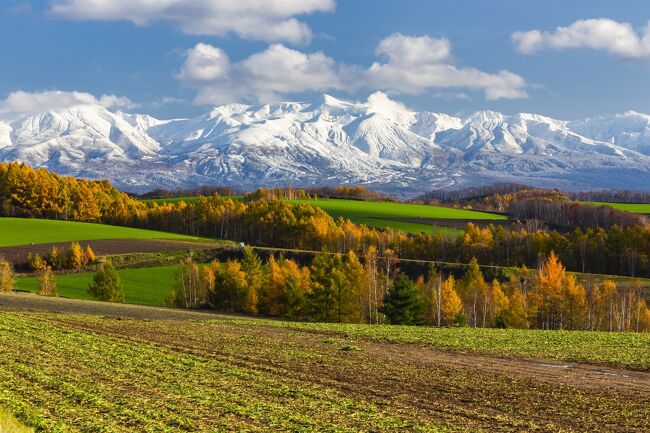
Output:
[2, 95, 650, 193]
[464, 110, 506, 127]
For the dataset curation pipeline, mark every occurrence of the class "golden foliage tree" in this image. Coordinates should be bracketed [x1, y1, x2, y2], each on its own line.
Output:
[38, 266, 57, 297]
[441, 275, 463, 326]
[0, 259, 14, 292]
[84, 245, 96, 265]
[67, 242, 84, 270]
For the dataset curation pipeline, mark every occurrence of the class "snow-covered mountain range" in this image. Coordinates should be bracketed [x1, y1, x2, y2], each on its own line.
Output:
[2, 91, 650, 194]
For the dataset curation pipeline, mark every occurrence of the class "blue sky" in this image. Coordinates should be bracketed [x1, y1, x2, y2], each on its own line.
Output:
[2, 0, 650, 119]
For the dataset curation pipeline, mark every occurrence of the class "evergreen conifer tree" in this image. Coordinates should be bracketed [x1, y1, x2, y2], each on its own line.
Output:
[380, 274, 426, 325]
[88, 261, 124, 302]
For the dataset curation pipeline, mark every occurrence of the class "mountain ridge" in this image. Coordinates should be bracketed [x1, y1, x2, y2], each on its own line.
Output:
[2, 92, 650, 194]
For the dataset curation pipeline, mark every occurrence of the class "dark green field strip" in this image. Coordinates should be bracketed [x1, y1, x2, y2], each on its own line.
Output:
[15, 266, 179, 306]
[289, 199, 506, 235]
[142, 196, 242, 205]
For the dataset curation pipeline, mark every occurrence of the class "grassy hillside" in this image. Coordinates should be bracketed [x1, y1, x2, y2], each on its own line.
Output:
[0, 312, 647, 432]
[141, 196, 505, 235]
[0, 218, 201, 247]
[583, 201, 650, 214]
[15, 266, 177, 306]
[290, 199, 506, 234]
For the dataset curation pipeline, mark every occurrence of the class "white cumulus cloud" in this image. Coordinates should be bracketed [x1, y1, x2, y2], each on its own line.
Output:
[365, 34, 527, 100]
[512, 18, 650, 60]
[179, 33, 528, 105]
[375, 33, 452, 65]
[178, 43, 231, 82]
[179, 43, 348, 105]
[50, 0, 335, 44]
[0, 90, 137, 117]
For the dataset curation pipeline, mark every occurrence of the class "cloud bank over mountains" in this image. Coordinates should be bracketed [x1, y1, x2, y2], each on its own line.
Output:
[178, 33, 528, 105]
[0, 90, 136, 117]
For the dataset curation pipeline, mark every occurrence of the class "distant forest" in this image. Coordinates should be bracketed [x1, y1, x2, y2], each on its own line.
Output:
[1, 162, 650, 279]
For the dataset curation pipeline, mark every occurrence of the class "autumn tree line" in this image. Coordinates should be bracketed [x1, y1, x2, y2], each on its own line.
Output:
[27, 242, 96, 272]
[568, 189, 650, 204]
[2, 162, 650, 277]
[169, 247, 650, 331]
[421, 184, 645, 230]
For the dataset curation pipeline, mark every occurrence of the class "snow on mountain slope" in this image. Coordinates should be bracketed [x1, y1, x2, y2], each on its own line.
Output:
[1, 105, 161, 167]
[568, 111, 650, 155]
[1, 93, 650, 193]
[0, 122, 11, 149]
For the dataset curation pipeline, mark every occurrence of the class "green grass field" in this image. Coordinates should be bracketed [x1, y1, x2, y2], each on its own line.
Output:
[290, 198, 506, 234]
[582, 202, 650, 214]
[0, 217, 201, 247]
[15, 266, 177, 306]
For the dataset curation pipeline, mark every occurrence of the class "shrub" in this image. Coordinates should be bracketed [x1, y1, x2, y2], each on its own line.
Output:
[47, 246, 62, 270]
[27, 253, 45, 271]
[88, 261, 123, 302]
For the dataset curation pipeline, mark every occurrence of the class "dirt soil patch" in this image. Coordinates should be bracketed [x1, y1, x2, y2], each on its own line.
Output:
[0, 291, 231, 320]
[0, 238, 220, 265]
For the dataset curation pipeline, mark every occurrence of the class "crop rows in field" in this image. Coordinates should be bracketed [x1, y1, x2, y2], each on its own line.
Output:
[0, 312, 648, 432]
[252, 320, 650, 371]
[0, 313, 454, 433]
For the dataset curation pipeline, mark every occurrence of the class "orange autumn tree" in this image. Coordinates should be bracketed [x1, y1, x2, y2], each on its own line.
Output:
[440, 275, 463, 326]
[533, 252, 587, 330]
[0, 259, 14, 292]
